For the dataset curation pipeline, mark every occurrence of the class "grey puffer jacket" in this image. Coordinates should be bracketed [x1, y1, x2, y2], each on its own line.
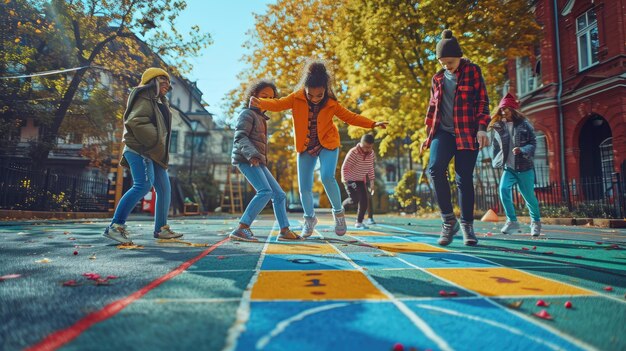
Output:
[231, 108, 269, 165]
[491, 119, 536, 172]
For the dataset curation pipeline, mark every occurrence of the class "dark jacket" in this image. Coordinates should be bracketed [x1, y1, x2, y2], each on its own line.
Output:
[121, 81, 172, 169]
[231, 108, 269, 165]
[491, 119, 536, 172]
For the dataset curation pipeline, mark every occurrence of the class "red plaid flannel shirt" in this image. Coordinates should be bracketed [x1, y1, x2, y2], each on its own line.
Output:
[424, 59, 490, 150]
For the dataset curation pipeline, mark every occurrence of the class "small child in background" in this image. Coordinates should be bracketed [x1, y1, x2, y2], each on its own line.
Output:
[341, 134, 376, 229]
[488, 93, 542, 237]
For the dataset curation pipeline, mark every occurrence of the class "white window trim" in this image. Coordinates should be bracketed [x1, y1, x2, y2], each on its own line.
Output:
[516, 57, 542, 97]
[576, 10, 599, 71]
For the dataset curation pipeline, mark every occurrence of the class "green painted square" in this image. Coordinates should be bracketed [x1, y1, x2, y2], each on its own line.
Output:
[61, 301, 240, 351]
[367, 269, 474, 298]
[142, 271, 254, 299]
[493, 296, 626, 351]
[188, 254, 259, 271]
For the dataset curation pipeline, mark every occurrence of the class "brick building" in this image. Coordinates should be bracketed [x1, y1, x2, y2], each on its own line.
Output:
[504, 0, 625, 198]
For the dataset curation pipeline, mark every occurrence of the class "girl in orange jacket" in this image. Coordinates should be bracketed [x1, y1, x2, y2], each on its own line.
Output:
[250, 59, 387, 237]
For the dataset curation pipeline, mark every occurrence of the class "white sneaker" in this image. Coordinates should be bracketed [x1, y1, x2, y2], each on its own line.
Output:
[531, 221, 542, 237]
[355, 222, 368, 229]
[365, 218, 376, 225]
[501, 220, 521, 234]
[154, 225, 183, 239]
[334, 210, 347, 236]
[302, 216, 318, 238]
[103, 224, 132, 244]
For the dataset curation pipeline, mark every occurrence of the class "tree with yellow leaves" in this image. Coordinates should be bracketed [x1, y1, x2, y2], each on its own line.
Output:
[1, 0, 211, 167]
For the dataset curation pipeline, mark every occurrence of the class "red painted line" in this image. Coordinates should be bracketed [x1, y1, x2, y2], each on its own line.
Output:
[26, 237, 230, 351]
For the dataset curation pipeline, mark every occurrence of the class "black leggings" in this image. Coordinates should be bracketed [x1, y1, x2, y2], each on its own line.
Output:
[342, 181, 368, 223]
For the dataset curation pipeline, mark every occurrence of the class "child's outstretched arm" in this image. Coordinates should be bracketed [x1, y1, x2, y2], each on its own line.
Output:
[250, 92, 296, 112]
[335, 103, 388, 129]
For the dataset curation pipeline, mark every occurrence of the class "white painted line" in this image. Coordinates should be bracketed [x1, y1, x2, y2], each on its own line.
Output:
[326, 240, 454, 351]
[223, 223, 277, 351]
[414, 304, 566, 351]
[255, 303, 350, 349]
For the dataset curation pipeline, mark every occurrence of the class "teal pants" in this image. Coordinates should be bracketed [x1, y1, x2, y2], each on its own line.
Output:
[499, 168, 541, 222]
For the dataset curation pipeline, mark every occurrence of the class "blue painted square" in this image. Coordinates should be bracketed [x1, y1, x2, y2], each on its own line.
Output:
[346, 253, 412, 270]
[260, 254, 356, 271]
[235, 301, 440, 351]
[398, 252, 498, 268]
[403, 298, 587, 351]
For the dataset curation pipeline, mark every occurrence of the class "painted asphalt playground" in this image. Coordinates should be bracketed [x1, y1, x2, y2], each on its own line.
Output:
[0, 215, 625, 351]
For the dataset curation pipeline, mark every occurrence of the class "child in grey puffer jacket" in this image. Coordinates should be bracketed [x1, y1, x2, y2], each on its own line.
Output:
[229, 80, 303, 242]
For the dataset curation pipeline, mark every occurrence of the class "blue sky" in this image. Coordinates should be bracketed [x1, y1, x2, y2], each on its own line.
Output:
[173, 0, 275, 123]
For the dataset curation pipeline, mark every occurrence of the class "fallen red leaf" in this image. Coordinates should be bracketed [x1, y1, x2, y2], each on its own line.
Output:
[522, 247, 529, 251]
[62, 280, 78, 287]
[536, 299, 549, 307]
[604, 286, 613, 292]
[533, 309, 553, 320]
[544, 251, 554, 255]
[438, 290, 448, 297]
[564, 301, 573, 308]
[73, 251, 78, 255]
[106, 275, 118, 280]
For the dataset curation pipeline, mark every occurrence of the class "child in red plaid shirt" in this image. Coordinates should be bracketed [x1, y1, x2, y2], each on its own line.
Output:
[420, 30, 491, 247]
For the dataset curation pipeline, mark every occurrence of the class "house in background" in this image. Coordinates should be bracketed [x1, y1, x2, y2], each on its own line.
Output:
[500, 0, 625, 198]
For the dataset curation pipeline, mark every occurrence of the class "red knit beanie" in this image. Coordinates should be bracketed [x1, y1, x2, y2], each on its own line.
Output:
[498, 93, 519, 110]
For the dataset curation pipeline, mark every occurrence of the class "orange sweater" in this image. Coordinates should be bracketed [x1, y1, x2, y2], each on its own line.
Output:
[258, 89, 376, 153]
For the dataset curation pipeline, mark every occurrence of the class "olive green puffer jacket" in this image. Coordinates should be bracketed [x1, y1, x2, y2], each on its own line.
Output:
[120, 81, 172, 169]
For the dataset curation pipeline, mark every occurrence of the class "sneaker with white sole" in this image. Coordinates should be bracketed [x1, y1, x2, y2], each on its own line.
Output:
[334, 210, 347, 236]
[461, 222, 478, 246]
[103, 223, 132, 244]
[355, 222, 368, 229]
[501, 220, 521, 234]
[154, 225, 183, 239]
[278, 230, 304, 241]
[365, 218, 376, 225]
[530, 221, 542, 237]
[229, 227, 259, 242]
[437, 220, 460, 246]
[302, 216, 318, 238]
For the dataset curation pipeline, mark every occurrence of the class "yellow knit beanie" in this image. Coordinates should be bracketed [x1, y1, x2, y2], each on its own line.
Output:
[140, 67, 169, 85]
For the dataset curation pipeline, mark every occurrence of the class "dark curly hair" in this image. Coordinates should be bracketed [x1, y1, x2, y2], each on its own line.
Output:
[243, 79, 278, 107]
[296, 58, 337, 100]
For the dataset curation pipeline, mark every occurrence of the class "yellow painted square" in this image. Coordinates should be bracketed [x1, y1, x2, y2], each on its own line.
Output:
[265, 243, 337, 255]
[251, 270, 387, 300]
[374, 242, 449, 253]
[427, 267, 594, 296]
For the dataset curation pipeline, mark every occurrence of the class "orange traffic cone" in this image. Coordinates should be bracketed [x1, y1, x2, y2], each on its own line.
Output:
[481, 209, 499, 222]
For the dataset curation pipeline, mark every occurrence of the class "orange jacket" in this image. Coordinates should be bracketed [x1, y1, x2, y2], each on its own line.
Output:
[258, 89, 376, 153]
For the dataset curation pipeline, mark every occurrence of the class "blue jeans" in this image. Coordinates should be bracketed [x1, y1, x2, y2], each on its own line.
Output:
[238, 163, 290, 229]
[111, 151, 171, 233]
[499, 167, 541, 222]
[297, 148, 343, 218]
[427, 131, 479, 223]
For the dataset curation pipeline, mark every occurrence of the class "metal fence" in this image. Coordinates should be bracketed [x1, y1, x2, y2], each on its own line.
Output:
[0, 166, 110, 212]
[415, 164, 626, 219]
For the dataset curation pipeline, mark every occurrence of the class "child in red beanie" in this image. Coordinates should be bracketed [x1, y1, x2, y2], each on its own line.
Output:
[488, 93, 542, 237]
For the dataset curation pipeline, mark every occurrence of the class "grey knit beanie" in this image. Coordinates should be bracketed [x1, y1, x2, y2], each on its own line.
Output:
[436, 29, 463, 59]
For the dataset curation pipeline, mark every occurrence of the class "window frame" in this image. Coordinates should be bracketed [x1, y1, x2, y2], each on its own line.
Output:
[576, 9, 599, 71]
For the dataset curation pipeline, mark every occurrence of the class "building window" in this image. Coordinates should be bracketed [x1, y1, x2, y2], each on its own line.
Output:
[576, 8, 599, 71]
[516, 57, 540, 96]
[534, 131, 549, 186]
[169, 130, 178, 154]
